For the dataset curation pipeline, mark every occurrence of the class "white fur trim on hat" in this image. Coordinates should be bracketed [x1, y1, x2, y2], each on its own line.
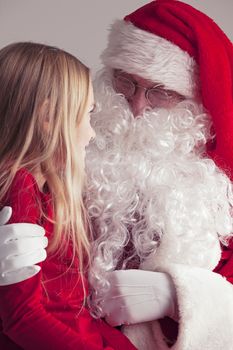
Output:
[101, 20, 199, 99]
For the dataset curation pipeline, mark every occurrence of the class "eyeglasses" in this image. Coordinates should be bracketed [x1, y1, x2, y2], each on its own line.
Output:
[113, 74, 185, 109]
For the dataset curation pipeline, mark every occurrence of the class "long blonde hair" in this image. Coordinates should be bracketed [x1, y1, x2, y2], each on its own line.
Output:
[0, 42, 91, 275]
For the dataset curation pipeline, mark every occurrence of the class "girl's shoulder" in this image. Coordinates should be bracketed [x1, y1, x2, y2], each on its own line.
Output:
[7, 168, 40, 203]
[10, 167, 39, 191]
[4, 168, 43, 224]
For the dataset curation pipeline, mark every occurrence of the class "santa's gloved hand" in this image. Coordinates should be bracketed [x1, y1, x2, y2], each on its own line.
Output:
[100, 269, 177, 327]
[0, 207, 47, 286]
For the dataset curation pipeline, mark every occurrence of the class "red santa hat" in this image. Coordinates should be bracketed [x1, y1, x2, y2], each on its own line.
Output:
[102, 0, 233, 179]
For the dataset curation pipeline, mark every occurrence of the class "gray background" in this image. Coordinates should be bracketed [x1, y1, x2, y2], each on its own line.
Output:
[0, 0, 232, 72]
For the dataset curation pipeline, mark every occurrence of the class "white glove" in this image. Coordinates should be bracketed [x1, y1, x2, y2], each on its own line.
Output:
[0, 206, 48, 286]
[99, 269, 177, 327]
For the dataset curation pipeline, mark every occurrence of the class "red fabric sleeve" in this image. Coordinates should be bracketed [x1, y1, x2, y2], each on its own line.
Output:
[0, 170, 114, 350]
[214, 240, 233, 284]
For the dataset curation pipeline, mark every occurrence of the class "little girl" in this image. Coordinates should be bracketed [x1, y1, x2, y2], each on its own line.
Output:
[0, 42, 136, 350]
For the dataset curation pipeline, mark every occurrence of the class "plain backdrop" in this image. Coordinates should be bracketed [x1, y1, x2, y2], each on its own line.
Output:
[0, 0, 232, 72]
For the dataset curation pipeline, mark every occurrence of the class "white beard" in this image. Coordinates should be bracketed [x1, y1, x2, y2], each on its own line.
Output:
[85, 69, 233, 315]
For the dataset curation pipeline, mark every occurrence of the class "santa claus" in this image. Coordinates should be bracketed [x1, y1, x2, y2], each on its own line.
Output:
[85, 1, 233, 349]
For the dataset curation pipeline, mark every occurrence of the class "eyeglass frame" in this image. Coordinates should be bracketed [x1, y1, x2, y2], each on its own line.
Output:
[112, 70, 185, 108]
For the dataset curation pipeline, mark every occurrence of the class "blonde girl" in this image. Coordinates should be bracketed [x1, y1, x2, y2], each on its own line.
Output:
[0, 42, 136, 350]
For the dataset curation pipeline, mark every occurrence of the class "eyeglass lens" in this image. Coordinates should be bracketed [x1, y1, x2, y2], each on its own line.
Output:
[113, 75, 184, 108]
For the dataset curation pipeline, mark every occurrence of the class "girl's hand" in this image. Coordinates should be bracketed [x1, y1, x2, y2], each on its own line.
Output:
[99, 269, 177, 327]
[0, 207, 48, 286]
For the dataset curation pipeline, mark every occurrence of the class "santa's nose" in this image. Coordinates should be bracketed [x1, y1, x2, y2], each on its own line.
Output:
[127, 88, 150, 117]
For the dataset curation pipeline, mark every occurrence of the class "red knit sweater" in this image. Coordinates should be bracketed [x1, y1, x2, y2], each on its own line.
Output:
[0, 169, 136, 350]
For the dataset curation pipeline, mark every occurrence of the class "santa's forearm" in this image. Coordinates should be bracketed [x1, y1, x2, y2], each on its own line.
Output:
[158, 263, 233, 350]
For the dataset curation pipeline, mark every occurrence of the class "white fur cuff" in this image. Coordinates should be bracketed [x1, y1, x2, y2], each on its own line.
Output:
[159, 264, 233, 349]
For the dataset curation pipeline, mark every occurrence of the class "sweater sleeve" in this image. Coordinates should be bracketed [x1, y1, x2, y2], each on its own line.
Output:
[152, 262, 233, 350]
[0, 170, 114, 350]
[214, 241, 233, 283]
